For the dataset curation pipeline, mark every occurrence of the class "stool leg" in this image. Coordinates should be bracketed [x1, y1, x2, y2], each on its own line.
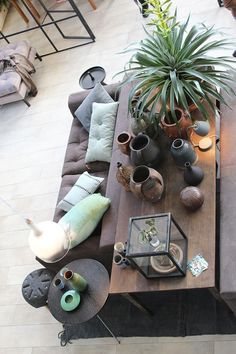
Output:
[96, 314, 120, 344]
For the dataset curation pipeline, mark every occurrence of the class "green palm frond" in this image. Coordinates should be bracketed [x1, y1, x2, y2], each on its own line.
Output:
[0, 0, 9, 10]
[117, 15, 236, 123]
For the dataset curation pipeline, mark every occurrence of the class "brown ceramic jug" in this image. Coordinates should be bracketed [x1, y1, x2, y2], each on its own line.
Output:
[130, 165, 164, 203]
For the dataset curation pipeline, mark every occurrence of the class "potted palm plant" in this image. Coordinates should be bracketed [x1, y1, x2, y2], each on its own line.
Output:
[119, 0, 235, 138]
[0, 0, 9, 30]
[0, 0, 9, 10]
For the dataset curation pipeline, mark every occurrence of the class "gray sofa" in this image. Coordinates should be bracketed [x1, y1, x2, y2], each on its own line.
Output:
[36, 83, 120, 273]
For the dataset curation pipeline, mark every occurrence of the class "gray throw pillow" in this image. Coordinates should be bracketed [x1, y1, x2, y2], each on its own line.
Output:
[85, 101, 119, 163]
[57, 172, 104, 212]
[74, 83, 114, 132]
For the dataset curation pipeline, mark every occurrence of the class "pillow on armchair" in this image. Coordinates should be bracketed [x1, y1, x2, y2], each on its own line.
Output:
[74, 83, 114, 132]
[85, 101, 119, 163]
[58, 193, 111, 249]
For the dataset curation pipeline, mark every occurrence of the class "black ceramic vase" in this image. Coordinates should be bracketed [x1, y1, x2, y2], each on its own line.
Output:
[184, 162, 204, 186]
[170, 139, 197, 168]
[129, 133, 161, 168]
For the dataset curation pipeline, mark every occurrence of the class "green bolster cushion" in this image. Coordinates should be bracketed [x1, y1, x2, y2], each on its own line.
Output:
[58, 193, 111, 249]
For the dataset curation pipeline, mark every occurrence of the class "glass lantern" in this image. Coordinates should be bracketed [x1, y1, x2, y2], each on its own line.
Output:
[126, 213, 188, 278]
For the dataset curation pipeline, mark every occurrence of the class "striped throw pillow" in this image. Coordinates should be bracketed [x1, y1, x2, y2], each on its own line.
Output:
[57, 172, 104, 212]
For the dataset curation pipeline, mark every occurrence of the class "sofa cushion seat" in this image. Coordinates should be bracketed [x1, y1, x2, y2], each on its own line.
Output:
[0, 71, 21, 97]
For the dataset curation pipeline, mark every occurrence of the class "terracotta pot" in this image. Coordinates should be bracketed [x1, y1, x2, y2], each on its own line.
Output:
[130, 165, 164, 203]
[116, 131, 132, 155]
[161, 108, 192, 139]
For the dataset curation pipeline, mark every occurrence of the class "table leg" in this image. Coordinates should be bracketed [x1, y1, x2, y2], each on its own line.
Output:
[209, 287, 224, 303]
[11, 0, 29, 24]
[87, 0, 97, 10]
[25, 0, 41, 22]
[121, 293, 153, 316]
[96, 314, 120, 344]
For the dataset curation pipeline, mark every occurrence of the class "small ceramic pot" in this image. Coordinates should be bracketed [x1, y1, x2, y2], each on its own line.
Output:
[60, 267, 69, 277]
[114, 241, 126, 256]
[184, 162, 204, 186]
[116, 131, 132, 155]
[113, 254, 130, 269]
[64, 270, 88, 292]
[60, 290, 81, 312]
[53, 278, 65, 290]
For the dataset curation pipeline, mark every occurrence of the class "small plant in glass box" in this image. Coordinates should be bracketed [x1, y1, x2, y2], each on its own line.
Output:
[126, 213, 188, 278]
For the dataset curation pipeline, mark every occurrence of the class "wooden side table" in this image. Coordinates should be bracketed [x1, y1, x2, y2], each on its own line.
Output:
[48, 259, 120, 344]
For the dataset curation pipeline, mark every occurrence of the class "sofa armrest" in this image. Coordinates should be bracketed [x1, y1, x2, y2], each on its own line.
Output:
[68, 82, 121, 117]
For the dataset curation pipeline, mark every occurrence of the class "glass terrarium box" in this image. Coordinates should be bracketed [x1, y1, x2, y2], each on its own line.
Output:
[126, 213, 188, 278]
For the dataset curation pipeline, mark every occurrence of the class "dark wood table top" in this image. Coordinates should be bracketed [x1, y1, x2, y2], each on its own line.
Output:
[106, 87, 216, 295]
[48, 259, 109, 324]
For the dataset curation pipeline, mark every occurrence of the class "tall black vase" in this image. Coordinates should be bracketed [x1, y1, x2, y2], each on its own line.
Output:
[183, 162, 204, 186]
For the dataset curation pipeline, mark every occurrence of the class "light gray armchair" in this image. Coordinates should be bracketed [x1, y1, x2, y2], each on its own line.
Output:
[0, 40, 40, 106]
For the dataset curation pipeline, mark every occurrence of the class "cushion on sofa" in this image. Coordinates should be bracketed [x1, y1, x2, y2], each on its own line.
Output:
[0, 71, 21, 97]
[58, 193, 111, 249]
[85, 101, 119, 163]
[57, 171, 104, 212]
[74, 83, 114, 132]
[53, 172, 107, 222]
[62, 118, 110, 177]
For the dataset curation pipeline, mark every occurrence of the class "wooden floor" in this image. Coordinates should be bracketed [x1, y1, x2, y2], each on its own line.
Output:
[0, 0, 236, 352]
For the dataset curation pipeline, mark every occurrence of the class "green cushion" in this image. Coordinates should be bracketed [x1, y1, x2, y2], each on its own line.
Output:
[58, 193, 111, 249]
[74, 83, 114, 132]
[85, 101, 119, 163]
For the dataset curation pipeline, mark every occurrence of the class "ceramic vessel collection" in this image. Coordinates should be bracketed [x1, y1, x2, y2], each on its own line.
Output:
[116, 117, 206, 212]
[55, 268, 88, 312]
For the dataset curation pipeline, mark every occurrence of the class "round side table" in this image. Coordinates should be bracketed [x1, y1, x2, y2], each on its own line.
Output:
[79, 66, 106, 89]
[48, 259, 119, 344]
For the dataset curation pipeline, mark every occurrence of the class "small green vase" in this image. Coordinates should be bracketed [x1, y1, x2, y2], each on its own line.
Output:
[64, 270, 88, 292]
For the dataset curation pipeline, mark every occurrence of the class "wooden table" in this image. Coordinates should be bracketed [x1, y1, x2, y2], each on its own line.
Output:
[105, 85, 216, 304]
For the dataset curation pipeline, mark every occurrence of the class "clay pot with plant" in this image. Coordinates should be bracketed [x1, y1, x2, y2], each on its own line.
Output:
[160, 108, 192, 139]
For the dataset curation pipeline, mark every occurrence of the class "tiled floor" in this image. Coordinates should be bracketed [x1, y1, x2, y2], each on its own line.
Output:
[0, 0, 236, 352]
